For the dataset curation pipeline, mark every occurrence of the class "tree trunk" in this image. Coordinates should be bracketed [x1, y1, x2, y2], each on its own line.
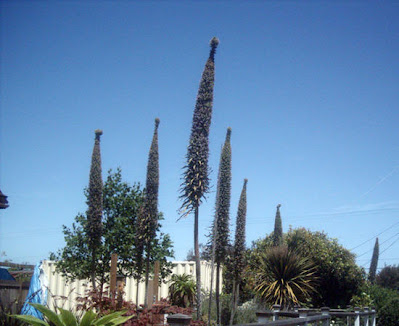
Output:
[229, 280, 238, 326]
[208, 215, 217, 326]
[216, 263, 221, 325]
[91, 249, 96, 291]
[144, 249, 151, 307]
[136, 277, 140, 308]
[194, 206, 201, 320]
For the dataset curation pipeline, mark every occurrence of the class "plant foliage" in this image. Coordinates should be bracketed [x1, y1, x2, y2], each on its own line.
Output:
[51, 169, 174, 290]
[168, 274, 196, 308]
[11, 303, 133, 326]
[253, 246, 317, 309]
[376, 264, 399, 291]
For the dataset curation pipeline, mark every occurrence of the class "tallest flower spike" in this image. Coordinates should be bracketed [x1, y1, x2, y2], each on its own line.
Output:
[179, 37, 219, 320]
[180, 37, 219, 216]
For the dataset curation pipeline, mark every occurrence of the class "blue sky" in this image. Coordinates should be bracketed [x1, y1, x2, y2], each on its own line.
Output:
[1, 1, 399, 271]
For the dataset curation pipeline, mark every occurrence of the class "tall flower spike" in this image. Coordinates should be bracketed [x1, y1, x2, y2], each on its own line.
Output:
[234, 178, 248, 280]
[273, 204, 283, 246]
[368, 237, 379, 283]
[180, 37, 219, 216]
[87, 129, 103, 289]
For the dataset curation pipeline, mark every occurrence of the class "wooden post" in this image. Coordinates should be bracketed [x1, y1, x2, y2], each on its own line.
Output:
[321, 307, 330, 326]
[147, 280, 154, 309]
[364, 307, 369, 326]
[272, 304, 280, 321]
[298, 308, 309, 326]
[110, 253, 118, 304]
[371, 307, 376, 326]
[153, 261, 160, 303]
[354, 307, 360, 326]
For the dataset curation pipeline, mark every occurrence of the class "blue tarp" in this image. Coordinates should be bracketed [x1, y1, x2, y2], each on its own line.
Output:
[0, 267, 16, 281]
[21, 261, 48, 319]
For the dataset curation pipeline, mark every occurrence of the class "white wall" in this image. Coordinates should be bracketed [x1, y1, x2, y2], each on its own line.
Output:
[42, 260, 221, 311]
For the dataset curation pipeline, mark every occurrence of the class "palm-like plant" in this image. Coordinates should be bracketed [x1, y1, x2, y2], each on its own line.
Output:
[168, 274, 196, 308]
[254, 246, 317, 309]
[11, 303, 133, 326]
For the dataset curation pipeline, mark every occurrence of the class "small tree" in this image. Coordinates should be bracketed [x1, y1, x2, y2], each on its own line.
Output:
[368, 237, 379, 283]
[272, 204, 283, 246]
[86, 129, 103, 290]
[179, 37, 219, 319]
[230, 179, 248, 326]
[51, 169, 174, 296]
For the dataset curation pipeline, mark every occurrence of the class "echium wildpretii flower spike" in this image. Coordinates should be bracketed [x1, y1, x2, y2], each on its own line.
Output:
[87, 129, 103, 249]
[213, 127, 232, 324]
[145, 117, 160, 237]
[180, 37, 219, 217]
[87, 129, 103, 289]
[368, 237, 379, 283]
[234, 178, 248, 280]
[215, 127, 232, 264]
[273, 204, 283, 246]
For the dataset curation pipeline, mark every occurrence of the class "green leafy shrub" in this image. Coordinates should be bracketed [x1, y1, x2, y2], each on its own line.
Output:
[11, 303, 133, 326]
[376, 265, 399, 291]
[168, 274, 196, 308]
[250, 228, 364, 308]
[377, 297, 399, 326]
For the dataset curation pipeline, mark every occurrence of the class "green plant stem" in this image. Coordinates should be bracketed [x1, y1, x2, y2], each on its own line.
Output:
[195, 205, 201, 320]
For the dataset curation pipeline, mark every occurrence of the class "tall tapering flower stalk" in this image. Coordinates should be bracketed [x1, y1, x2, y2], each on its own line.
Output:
[368, 237, 379, 283]
[230, 179, 248, 326]
[143, 118, 160, 306]
[210, 127, 232, 325]
[272, 204, 283, 247]
[87, 129, 103, 290]
[180, 37, 219, 319]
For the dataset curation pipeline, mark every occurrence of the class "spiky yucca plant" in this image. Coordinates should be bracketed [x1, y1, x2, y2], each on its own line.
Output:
[180, 37, 219, 319]
[272, 204, 283, 246]
[87, 129, 103, 290]
[368, 237, 379, 283]
[254, 246, 317, 309]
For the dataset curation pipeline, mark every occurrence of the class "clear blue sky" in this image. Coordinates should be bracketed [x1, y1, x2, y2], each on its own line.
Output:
[1, 1, 399, 271]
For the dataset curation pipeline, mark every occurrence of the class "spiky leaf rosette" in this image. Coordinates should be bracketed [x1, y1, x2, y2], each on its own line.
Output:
[368, 237, 379, 283]
[214, 127, 232, 263]
[233, 179, 248, 280]
[254, 246, 318, 309]
[87, 129, 103, 251]
[272, 204, 283, 246]
[180, 37, 219, 216]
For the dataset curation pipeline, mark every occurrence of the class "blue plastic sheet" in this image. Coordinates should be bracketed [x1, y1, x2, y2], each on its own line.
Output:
[21, 261, 48, 319]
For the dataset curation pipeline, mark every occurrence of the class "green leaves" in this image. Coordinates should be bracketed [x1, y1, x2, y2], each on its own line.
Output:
[254, 246, 317, 309]
[10, 314, 48, 326]
[10, 303, 133, 326]
[169, 274, 196, 307]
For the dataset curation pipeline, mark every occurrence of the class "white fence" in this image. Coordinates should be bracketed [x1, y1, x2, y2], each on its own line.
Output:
[42, 260, 221, 311]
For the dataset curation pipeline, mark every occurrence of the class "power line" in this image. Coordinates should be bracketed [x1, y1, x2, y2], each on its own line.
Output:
[357, 233, 399, 258]
[350, 221, 399, 251]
